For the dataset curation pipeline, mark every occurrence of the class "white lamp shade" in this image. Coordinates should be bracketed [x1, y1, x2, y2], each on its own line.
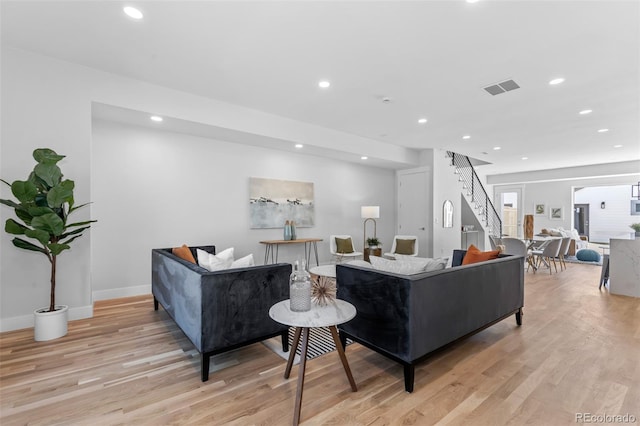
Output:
[361, 206, 380, 219]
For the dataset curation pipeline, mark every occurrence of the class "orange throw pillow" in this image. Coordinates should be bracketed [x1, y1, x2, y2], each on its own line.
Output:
[172, 244, 196, 264]
[461, 244, 500, 265]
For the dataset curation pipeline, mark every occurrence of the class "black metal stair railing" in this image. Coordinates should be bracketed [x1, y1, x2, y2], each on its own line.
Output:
[446, 151, 502, 238]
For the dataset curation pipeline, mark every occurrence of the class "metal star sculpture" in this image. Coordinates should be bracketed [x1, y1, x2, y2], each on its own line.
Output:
[311, 275, 336, 306]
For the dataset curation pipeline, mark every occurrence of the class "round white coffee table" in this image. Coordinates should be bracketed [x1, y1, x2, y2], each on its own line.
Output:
[269, 299, 357, 425]
[309, 264, 336, 278]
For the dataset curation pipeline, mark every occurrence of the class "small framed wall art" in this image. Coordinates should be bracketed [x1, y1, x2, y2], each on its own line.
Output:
[549, 206, 563, 220]
[534, 202, 546, 216]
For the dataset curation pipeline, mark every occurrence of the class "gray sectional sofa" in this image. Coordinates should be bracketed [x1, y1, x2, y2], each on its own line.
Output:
[151, 245, 291, 381]
[336, 249, 524, 392]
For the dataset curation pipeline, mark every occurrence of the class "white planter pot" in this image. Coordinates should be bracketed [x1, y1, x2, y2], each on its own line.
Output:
[34, 305, 68, 341]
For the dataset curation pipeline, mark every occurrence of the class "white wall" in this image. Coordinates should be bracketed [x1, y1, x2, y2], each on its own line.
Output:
[430, 150, 464, 257]
[1, 47, 401, 331]
[1, 49, 95, 330]
[574, 185, 637, 242]
[491, 175, 640, 239]
[91, 120, 395, 298]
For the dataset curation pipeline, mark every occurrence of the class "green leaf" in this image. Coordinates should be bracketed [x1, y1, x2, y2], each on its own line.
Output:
[34, 163, 62, 188]
[12, 237, 48, 254]
[59, 234, 83, 246]
[34, 193, 49, 207]
[11, 180, 38, 203]
[48, 243, 70, 256]
[66, 220, 96, 228]
[47, 181, 74, 208]
[33, 148, 65, 164]
[28, 171, 48, 192]
[0, 199, 21, 209]
[69, 202, 91, 213]
[5, 219, 28, 235]
[15, 208, 34, 225]
[27, 206, 55, 217]
[25, 228, 51, 246]
[60, 226, 89, 239]
[31, 213, 64, 236]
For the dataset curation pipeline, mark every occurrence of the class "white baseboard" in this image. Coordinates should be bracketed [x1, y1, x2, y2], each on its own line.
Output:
[0, 304, 94, 333]
[92, 284, 151, 301]
[1, 286, 151, 333]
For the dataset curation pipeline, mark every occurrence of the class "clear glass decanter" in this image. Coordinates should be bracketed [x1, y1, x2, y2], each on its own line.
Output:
[289, 259, 311, 312]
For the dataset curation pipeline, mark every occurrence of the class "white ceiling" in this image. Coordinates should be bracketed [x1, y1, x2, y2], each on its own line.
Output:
[2, 0, 639, 175]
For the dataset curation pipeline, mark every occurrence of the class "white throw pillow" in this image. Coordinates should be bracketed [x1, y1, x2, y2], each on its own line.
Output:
[215, 247, 234, 261]
[395, 254, 449, 272]
[571, 229, 581, 240]
[231, 254, 255, 269]
[197, 248, 234, 272]
[369, 256, 427, 275]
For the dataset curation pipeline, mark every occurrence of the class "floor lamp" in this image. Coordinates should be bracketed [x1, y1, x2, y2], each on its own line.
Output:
[361, 206, 380, 249]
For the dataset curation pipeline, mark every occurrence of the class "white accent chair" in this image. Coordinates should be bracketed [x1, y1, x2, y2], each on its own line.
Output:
[329, 235, 362, 263]
[500, 237, 532, 271]
[500, 238, 527, 257]
[383, 235, 419, 259]
[531, 238, 562, 274]
[489, 235, 503, 251]
[556, 237, 572, 271]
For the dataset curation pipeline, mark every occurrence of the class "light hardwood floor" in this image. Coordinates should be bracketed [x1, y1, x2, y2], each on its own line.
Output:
[2, 263, 639, 425]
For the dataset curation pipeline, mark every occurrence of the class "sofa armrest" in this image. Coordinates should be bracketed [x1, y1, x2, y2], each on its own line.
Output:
[200, 263, 291, 353]
[152, 249, 206, 350]
[336, 264, 412, 360]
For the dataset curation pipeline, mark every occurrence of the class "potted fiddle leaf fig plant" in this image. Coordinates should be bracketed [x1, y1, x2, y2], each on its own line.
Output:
[0, 148, 96, 341]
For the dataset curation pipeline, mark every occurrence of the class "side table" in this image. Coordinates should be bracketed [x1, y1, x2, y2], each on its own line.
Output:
[363, 247, 381, 262]
[260, 238, 322, 266]
[269, 299, 357, 425]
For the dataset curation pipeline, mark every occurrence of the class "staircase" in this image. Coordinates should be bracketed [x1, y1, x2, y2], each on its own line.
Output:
[446, 151, 502, 239]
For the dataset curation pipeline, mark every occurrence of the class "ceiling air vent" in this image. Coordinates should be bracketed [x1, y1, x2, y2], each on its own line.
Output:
[484, 79, 520, 96]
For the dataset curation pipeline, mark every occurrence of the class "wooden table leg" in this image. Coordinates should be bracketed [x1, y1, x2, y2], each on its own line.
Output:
[329, 326, 357, 391]
[284, 327, 302, 379]
[293, 327, 309, 426]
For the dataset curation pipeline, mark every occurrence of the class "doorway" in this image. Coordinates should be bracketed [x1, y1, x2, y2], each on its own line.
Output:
[397, 168, 431, 257]
[574, 204, 589, 238]
[494, 186, 523, 238]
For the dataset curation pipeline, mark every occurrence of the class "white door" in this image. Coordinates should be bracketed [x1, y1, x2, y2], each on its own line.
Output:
[397, 168, 431, 257]
[493, 185, 524, 238]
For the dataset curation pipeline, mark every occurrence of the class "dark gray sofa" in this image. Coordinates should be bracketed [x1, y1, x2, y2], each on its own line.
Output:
[151, 245, 291, 381]
[336, 250, 524, 392]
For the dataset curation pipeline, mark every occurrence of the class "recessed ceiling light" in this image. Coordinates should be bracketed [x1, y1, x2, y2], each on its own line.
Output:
[462, 135, 471, 140]
[318, 80, 330, 89]
[613, 144, 622, 148]
[549, 77, 565, 85]
[123, 6, 143, 20]
[418, 118, 427, 124]
[493, 146, 501, 150]
[150, 115, 163, 122]
[295, 144, 303, 149]
[579, 109, 592, 115]
[598, 128, 609, 133]
[522, 156, 528, 160]
[361, 156, 368, 160]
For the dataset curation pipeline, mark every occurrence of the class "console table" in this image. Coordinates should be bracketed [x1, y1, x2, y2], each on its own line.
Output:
[269, 299, 357, 425]
[260, 238, 322, 266]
